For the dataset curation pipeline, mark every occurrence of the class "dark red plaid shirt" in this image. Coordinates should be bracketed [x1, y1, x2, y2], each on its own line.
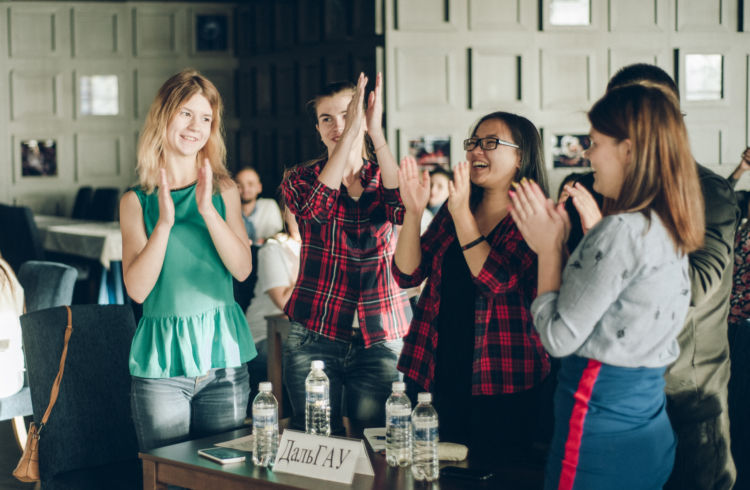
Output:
[393, 206, 550, 395]
[282, 159, 412, 346]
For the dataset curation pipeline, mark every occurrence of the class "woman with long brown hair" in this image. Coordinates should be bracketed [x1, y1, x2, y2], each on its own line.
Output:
[510, 83, 704, 489]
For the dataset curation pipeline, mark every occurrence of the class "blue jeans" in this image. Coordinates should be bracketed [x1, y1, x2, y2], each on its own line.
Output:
[282, 322, 402, 435]
[131, 365, 250, 451]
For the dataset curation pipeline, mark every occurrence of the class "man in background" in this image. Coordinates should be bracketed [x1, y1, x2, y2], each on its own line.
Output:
[235, 166, 283, 245]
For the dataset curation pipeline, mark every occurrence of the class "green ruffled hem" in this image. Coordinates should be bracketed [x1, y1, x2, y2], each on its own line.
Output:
[129, 303, 257, 379]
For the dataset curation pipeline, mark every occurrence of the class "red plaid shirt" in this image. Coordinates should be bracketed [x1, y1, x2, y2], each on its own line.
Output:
[281, 159, 412, 346]
[393, 206, 550, 395]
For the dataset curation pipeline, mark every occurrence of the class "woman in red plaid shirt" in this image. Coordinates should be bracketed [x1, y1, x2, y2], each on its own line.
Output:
[393, 112, 551, 462]
[281, 73, 411, 437]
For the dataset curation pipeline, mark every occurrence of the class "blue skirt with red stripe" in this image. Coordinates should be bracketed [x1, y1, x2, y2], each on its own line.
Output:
[545, 355, 676, 490]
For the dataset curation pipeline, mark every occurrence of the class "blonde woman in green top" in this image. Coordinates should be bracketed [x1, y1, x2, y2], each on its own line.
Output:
[120, 69, 256, 451]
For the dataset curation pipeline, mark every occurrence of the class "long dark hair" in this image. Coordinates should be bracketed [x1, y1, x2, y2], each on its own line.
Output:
[468, 111, 548, 209]
[588, 84, 703, 253]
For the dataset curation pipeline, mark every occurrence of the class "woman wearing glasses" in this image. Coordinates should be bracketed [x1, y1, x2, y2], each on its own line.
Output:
[393, 112, 551, 461]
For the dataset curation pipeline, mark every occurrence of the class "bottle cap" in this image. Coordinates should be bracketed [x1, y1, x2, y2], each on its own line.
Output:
[259, 382, 272, 392]
[417, 392, 432, 403]
[392, 381, 406, 392]
[311, 360, 324, 370]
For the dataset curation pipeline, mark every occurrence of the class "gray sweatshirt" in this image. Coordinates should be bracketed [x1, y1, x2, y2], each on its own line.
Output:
[531, 211, 689, 368]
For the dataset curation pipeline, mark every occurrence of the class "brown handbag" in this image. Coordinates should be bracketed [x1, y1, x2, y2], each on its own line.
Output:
[13, 305, 73, 483]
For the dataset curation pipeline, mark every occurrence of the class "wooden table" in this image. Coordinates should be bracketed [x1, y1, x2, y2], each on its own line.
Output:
[265, 314, 291, 416]
[140, 428, 545, 489]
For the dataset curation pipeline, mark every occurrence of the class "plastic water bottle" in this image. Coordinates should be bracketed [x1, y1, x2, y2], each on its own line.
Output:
[305, 360, 330, 436]
[411, 392, 439, 481]
[252, 382, 279, 467]
[385, 381, 412, 467]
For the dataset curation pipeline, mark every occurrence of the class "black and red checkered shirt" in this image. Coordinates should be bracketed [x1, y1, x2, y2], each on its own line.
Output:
[393, 206, 550, 395]
[281, 158, 412, 347]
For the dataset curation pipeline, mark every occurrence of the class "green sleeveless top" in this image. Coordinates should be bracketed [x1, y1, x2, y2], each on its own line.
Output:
[129, 183, 256, 378]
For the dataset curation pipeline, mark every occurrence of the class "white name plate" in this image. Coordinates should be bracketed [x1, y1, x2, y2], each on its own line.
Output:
[272, 430, 374, 484]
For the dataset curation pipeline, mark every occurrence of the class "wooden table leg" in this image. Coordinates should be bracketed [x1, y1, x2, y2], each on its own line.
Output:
[141, 459, 167, 490]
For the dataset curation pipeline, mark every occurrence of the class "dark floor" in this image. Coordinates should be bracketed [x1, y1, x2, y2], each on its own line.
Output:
[0, 419, 39, 490]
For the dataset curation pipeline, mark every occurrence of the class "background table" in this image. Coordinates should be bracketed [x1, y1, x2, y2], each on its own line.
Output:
[140, 428, 544, 489]
[34, 215, 124, 304]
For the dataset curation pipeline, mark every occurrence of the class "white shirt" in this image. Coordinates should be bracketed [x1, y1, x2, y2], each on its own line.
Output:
[244, 198, 283, 242]
[245, 235, 301, 343]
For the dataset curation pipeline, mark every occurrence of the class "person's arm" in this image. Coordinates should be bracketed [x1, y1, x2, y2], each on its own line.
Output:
[317, 73, 367, 189]
[728, 147, 750, 187]
[120, 170, 173, 303]
[394, 156, 430, 276]
[196, 162, 253, 281]
[267, 285, 294, 311]
[365, 72, 398, 190]
[689, 168, 739, 306]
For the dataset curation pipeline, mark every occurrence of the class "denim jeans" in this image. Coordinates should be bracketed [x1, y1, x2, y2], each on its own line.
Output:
[282, 322, 402, 435]
[246, 339, 268, 416]
[131, 364, 249, 451]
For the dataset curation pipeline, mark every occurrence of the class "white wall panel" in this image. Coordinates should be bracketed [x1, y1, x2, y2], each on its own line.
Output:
[73, 8, 125, 58]
[135, 70, 176, 119]
[687, 123, 728, 165]
[8, 8, 64, 58]
[609, 0, 664, 32]
[468, 0, 531, 32]
[395, 48, 456, 110]
[10, 70, 64, 120]
[471, 48, 522, 110]
[134, 8, 179, 57]
[676, 0, 733, 32]
[75, 133, 122, 179]
[539, 50, 592, 111]
[396, 0, 457, 31]
[608, 49, 661, 77]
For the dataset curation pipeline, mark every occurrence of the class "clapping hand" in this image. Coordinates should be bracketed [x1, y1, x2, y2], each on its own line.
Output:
[365, 73, 385, 144]
[565, 182, 601, 234]
[157, 168, 175, 228]
[196, 159, 214, 216]
[447, 161, 471, 219]
[343, 73, 367, 139]
[509, 179, 569, 255]
[398, 155, 430, 213]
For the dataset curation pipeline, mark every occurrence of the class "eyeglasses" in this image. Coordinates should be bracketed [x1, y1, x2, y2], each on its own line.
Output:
[463, 137, 519, 151]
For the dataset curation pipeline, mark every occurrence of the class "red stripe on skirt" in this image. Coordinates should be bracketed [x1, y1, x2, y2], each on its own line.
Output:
[558, 358, 602, 490]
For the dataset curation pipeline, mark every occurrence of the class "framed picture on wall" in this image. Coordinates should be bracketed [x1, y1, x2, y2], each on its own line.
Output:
[408, 135, 451, 170]
[21, 139, 57, 177]
[196, 14, 228, 52]
[550, 133, 590, 168]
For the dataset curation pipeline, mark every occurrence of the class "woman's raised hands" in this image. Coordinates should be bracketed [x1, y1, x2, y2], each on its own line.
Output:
[565, 182, 602, 234]
[365, 73, 385, 143]
[509, 179, 569, 255]
[398, 155, 430, 213]
[342, 73, 367, 138]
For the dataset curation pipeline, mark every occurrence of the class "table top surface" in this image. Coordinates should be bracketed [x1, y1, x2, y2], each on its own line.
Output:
[35, 214, 121, 267]
[140, 428, 544, 489]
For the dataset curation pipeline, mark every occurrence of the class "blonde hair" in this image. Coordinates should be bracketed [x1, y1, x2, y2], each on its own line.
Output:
[136, 69, 229, 193]
[588, 83, 704, 254]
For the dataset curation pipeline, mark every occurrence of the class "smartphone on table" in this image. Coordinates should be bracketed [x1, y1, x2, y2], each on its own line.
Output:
[439, 466, 495, 481]
[197, 447, 248, 465]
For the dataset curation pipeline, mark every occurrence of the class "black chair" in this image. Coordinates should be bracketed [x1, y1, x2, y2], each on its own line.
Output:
[20, 305, 140, 489]
[86, 188, 119, 222]
[0, 203, 45, 273]
[70, 186, 93, 220]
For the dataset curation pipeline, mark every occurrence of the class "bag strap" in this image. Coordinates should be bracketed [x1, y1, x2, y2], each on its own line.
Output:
[38, 305, 73, 433]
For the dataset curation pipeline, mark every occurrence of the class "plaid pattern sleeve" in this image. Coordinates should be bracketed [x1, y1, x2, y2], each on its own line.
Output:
[392, 205, 452, 288]
[281, 163, 338, 224]
[398, 212, 550, 395]
[281, 159, 412, 346]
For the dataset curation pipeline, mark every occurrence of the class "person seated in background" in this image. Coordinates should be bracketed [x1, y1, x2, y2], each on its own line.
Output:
[235, 166, 283, 245]
[427, 167, 452, 216]
[245, 203, 301, 408]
